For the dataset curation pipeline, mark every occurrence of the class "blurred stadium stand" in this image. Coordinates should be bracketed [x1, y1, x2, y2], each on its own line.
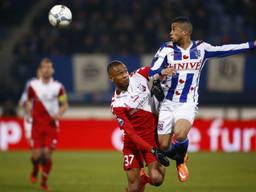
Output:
[0, 0, 256, 117]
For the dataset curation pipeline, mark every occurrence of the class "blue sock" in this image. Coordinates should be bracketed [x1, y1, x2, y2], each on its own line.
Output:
[165, 143, 177, 160]
[175, 138, 189, 164]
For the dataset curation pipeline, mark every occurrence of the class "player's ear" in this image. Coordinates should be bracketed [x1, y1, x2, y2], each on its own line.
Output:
[109, 76, 113, 82]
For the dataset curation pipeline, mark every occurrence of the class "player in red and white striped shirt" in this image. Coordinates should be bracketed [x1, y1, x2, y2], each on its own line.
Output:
[25, 58, 68, 191]
[108, 60, 169, 192]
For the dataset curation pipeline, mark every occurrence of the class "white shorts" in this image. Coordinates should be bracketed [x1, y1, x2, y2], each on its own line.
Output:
[157, 100, 198, 135]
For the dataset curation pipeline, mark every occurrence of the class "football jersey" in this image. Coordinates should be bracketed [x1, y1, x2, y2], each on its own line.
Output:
[111, 67, 157, 151]
[149, 41, 255, 104]
[27, 78, 66, 126]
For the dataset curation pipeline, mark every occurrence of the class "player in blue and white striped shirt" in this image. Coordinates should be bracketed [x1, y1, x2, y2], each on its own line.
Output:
[149, 16, 256, 182]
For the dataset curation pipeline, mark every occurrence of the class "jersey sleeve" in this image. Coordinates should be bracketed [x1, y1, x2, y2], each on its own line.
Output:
[112, 107, 153, 151]
[149, 43, 169, 77]
[203, 41, 255, 59]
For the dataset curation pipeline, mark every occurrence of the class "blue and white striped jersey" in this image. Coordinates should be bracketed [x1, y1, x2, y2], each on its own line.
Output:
[149, 41, 255, 104]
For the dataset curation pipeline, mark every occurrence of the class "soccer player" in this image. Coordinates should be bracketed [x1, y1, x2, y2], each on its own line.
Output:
[149, 16, 256, 182]
[25, 58, 68, 191]
[108, 60, 169, 192]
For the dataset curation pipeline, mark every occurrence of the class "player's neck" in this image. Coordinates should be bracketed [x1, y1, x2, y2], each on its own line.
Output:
[42, 77, 51, 84]
[177, 38, 192, 50]
[116, 86, 128, 94]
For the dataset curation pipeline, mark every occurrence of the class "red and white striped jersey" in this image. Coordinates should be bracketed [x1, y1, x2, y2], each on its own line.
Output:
[111, 67, 157, 151]
[27, 78, 66, 126]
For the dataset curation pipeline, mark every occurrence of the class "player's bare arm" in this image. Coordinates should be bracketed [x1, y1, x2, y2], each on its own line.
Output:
[52, 95, 69, 120]
[161, 67, 176, 76]
[25, 99, 33, 120]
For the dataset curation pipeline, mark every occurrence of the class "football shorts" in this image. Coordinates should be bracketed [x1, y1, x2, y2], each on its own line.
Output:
[157, 100, 198, 135]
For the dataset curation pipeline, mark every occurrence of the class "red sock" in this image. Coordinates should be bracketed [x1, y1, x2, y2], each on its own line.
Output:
[31, 157, 39, 176]
[41, 159, 52, 186]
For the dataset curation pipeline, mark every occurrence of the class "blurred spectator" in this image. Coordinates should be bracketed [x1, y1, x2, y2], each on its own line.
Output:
[1, 100, 17, 117]
[1, 0, 255, 105]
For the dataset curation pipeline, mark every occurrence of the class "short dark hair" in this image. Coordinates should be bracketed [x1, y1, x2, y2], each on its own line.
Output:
[172, 16, 193, 34]
[107, 60, 124, 74]
[172, 16, 191, 24]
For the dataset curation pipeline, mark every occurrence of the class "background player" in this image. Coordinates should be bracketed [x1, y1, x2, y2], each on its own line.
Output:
[149, 16, 256, 182]
[108, 60, 169, 192]
[25, 58, 68, 190]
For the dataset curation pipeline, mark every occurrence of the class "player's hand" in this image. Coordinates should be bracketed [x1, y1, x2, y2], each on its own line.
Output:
[52, 113, 61, 121]
[161, 67, 176, 76]
[151, 147, 170, 167]
[254, 40, 256, 47]
[151, 79, 165, 102]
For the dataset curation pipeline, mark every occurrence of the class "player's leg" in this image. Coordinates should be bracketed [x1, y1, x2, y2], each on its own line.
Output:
[172, 119, 190, 182]
[123, 143, 145, 192]
[126, 168, 141, 192]
[40, 129, 57, 190]
[40, 147, 53, 190]
[143, 129, 166, 187]
[173, 119, 191, 162]
[173, 103, 197, 163]
[171, 103, 197, 182]
[30, 148, 41, 183]
[30, 128, 41, 183]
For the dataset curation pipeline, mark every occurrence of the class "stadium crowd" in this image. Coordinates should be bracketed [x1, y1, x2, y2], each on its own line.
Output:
[1, 0, 256, 113]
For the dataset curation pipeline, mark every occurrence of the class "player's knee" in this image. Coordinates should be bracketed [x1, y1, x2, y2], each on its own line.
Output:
[175, 130, 188, 141]
[150, 172, 164, 186]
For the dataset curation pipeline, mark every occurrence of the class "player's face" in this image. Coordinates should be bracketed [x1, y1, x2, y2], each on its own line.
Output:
[109, 64, 129, 91]
[170, 23, 185, 43]
[40, 62, 54, 79]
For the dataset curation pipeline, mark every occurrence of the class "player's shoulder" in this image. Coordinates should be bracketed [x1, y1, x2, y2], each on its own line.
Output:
[29, 78, 40, 87]
[193, 40, 208, 48]
[133, 66, 150, 80]
[159, 41, 174, 50]
[195, 40, 204, 46]
[52, 79, 65, 88]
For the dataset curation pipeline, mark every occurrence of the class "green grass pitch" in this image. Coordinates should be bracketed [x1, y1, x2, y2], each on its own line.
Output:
[0, 151, 255, 192]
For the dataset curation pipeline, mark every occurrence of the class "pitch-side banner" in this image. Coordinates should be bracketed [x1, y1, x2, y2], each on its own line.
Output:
[0, 118, 255, 152]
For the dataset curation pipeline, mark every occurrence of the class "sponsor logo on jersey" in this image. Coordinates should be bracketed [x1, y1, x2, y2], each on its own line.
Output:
[117, 117, 124, 126]
[167, 61, 201, 70]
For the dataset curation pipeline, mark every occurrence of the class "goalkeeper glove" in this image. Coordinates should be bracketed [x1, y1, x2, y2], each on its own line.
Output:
[151, 79, 164, 102]
[151, 147, 170, 167]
